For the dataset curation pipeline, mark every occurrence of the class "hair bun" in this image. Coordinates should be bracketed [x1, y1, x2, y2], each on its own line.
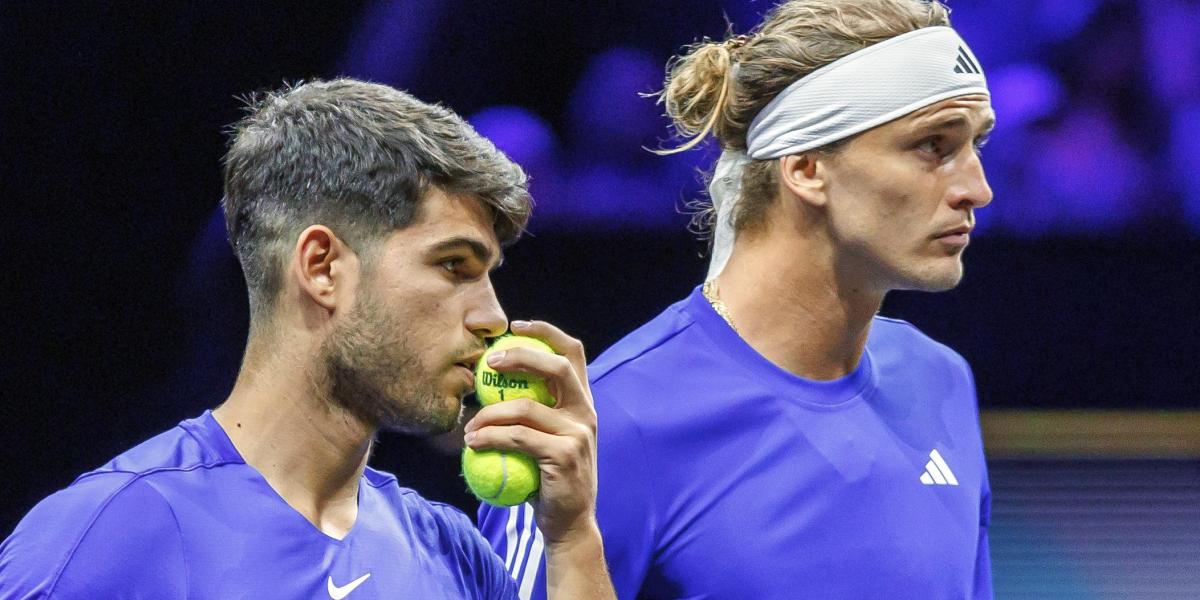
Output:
[659, 39, 737, 153]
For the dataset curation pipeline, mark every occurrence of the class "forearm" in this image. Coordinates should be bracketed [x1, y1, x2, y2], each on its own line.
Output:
[544, 521, 616, 600]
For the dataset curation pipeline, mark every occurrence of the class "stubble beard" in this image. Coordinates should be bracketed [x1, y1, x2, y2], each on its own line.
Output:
[320, 290, 462, 436]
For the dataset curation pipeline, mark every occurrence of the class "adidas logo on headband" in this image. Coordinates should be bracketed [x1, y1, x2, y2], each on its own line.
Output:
[953, 46, 981, 75]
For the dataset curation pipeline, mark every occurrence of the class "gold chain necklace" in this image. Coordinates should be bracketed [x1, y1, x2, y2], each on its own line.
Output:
[702, 280, 739, 333]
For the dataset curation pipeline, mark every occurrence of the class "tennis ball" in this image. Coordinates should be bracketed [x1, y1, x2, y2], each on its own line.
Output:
[464, 334, 556, 506]
[473, 335, 556, 408]
[462, 447, 540, 506]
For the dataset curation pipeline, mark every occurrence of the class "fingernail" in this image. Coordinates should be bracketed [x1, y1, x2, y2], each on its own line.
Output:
[464, 431, 476, 445]
[487, 351, 506, 366]
[511, 320, 531, 329]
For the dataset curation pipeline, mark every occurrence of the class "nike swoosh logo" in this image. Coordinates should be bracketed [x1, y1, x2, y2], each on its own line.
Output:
[327, 573, 371, 599]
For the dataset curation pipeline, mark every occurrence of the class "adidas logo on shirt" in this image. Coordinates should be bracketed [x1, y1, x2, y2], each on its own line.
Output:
[919, 449, 959, 486]
[952, 46, 982, 75]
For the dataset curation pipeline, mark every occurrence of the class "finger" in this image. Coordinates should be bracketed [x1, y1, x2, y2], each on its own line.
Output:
[509, 320, 588, 386]
[465, 422, 592, 466]
[464, 398, 577, 436]
[486, 346, 593, 413]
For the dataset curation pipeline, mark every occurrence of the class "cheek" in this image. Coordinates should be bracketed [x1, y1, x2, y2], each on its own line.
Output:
[869, 193, 938, 264]
[374, 264, 454, 318]
[828, 190, 931, 270]
[389, 284, 471, 354]
[824, 155, 951, 271]
[876, 192, 925, 237]
[828, 175, 910, 241]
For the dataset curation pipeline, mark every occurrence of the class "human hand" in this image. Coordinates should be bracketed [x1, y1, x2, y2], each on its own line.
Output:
[463, 320, 599, 547]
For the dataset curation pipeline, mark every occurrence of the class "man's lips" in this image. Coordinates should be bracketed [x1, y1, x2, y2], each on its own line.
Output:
[452, 352, 483, 387]
[934, 224, 973, 247]
[454, 351, 483, 372]
[934, 223, 973, 238]
[454, 364, 474, 388]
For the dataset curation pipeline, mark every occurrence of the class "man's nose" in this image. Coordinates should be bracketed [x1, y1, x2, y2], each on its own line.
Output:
[466, 278, 508, 338]
[949, 150, 993, 210]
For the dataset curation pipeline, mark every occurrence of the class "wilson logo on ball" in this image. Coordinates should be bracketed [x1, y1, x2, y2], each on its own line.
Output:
[479, 372, 532, 389]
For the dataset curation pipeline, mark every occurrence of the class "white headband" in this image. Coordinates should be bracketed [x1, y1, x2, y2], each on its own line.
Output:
[707, 26, 989, 279]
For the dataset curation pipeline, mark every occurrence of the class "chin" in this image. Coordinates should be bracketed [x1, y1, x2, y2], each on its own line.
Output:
[381, 406, 461, 436]
[897, 260, 964, 292]
[920, 268, 965, 292]
[375, 390, 465, 436]
[427, 394, 466, 433]
[919, 278, 962, 293]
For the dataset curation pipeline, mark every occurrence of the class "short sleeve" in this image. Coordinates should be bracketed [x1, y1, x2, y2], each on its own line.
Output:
[0, 475, 187, 599]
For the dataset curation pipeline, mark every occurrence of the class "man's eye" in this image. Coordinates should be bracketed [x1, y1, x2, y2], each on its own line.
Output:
[439, 258, 463, 273]
[973, 135, 990, 154]
[916, 138, 941, 155]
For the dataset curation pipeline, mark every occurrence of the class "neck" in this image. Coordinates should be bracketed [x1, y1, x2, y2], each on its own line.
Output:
[213, 331, 374, 539]
[714, 227, 884, 381]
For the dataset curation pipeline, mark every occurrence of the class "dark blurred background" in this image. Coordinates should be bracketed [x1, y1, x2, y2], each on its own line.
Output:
[2, 1, 1197, 597]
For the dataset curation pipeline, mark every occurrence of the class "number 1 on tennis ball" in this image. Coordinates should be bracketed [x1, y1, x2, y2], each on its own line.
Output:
[462, 334, 557, 506]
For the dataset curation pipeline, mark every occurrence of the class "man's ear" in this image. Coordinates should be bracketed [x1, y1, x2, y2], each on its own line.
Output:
[778, 153, 829, 207]
[291, 225, 355, 312]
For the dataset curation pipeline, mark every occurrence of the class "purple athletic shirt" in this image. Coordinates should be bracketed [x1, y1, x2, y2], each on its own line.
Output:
[0, 411, 519, 599]
[479, 286, 992, 599]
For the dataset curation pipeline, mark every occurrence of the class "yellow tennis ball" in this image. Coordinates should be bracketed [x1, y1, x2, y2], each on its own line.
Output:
[473, 335, 556, 408]
[464, 334, 556, 506]
[462, 447, 540, 506]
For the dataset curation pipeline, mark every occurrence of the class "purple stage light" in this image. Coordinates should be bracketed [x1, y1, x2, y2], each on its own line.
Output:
[1031, 0, 1100, 43]
[468, 106, 570, 231]
[567, 47, 665, 158]
[469, 106, 558, 167]
[1027, 106, 1147, 235]
[337, 0, 447, 86]
[1142, 0, 1200, 105]
[529, 46, 700, 231]
[989, 63, 1064, 131]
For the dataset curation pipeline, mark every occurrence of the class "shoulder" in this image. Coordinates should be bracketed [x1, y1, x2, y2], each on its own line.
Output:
[94, 414, 236, 477]
[0, 415, 230, 597]
[589, 294, 700, 386]
[1, 473, 186, 598]
[587, 291, 732, 443]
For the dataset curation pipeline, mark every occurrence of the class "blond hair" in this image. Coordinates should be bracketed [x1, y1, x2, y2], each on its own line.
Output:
[659, 0, 951, 236]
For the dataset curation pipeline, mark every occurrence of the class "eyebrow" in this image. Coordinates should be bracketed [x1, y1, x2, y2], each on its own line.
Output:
[427, 236, 504, 269]
[918, 114, 996, 137]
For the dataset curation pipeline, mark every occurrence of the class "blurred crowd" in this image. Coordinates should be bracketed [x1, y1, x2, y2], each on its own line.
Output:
[461, 0, 1200, 237]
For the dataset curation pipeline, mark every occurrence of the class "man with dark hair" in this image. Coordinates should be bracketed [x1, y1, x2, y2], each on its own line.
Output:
[0, 79, 615, 599]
